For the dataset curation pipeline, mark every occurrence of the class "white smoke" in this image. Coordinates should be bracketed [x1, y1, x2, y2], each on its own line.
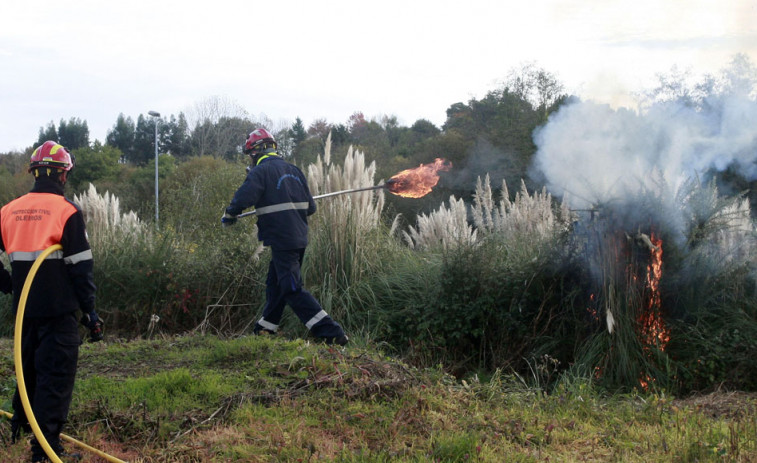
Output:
[533, 94, 757, 207]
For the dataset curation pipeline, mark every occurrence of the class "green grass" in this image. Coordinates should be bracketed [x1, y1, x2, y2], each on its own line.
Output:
[1, 333, 755, 462]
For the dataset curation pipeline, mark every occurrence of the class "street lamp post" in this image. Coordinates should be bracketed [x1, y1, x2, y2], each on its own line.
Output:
[148, 111, 160, 226]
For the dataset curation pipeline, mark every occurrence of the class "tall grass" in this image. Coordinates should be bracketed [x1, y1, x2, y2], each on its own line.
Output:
[664, 179, 757, 392]
[402, 195, 477, 250]
[22, 144, 756, 393]
[402, 174, 573, 252]
[74, 183, 144, 246]
[306, 133, 386, 279]
[472, 174, 573, 240]
[75, 164, 268, 338]
[302, 134, 399, 333]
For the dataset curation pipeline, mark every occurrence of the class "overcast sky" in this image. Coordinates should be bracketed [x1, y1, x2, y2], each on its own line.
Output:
[1, 0, 756, 153]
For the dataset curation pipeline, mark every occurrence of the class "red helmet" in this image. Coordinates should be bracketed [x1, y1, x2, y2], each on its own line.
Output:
[243, 128, 276, 154]
[29, 141, 74, 172]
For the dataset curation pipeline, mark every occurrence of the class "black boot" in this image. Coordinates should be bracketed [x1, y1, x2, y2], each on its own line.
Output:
[58, 450, 83, 462]
[321, 335, 349, 346]
[252, 323, 275, 336]
[31, 447, 82, 462]
[11, 418, 30, 444]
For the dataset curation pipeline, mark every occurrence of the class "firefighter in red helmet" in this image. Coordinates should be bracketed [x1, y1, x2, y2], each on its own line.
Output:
[222, 129, 348, 346]
[0, 141, 102, 462]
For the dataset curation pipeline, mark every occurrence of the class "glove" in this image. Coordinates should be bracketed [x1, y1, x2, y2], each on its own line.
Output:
[11, 415, 30, 444]
[221, 211, 238, 227]
[81, 311, 104, 342]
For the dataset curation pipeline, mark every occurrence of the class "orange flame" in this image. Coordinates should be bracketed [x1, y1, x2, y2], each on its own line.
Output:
[637, 232, 669, 391]
[639, 233, 670, 351]
[387, 158, 452, 198]
[587, 293, 598, 321]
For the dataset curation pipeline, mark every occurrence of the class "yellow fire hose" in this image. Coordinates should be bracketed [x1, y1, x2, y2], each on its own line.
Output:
[2, 244, 126, 463]
[0, 409, 123, 462]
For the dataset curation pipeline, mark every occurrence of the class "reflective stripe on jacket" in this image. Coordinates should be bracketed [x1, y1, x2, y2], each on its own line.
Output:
[226, 155, 317, 250]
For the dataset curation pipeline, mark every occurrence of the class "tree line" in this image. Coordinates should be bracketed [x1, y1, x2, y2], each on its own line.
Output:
[4, 58, 757, 221]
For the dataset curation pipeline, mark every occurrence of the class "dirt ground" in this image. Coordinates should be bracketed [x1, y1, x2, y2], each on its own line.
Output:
[673, 390, 757, 419]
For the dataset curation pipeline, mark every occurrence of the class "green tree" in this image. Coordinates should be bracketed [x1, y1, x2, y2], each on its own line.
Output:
[290, 117, 307, 146]
[394, 119, 440, 159]
[36, 122, 58, 146]
[349, 116, 391, 158]
[58, 117, 90, 150]
[35, 118, 90, 150]
[164, 113, 191, 159]
[504, 62, 565, 121]
[0, 152, 31, 203]
[410, 119, 440, 138]
[68, 142, 123, 192]
[106, 113, 136, 162]
[330, 123, 350, 146]
[443, 102, 475, 135]
[133, 114, 156, 166]
[438, 65, 567, 200]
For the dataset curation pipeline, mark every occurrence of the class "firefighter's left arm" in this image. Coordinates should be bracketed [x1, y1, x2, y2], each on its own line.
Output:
[60, 209, 96, 313]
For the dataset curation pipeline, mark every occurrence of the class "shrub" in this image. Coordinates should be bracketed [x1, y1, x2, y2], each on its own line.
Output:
[74, 175, 266, 337]
[376, 175, 580, 376]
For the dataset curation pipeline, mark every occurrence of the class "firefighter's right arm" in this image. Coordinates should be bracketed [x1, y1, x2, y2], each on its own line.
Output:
[227, 167, 265, 216]
[0, 217, 10, 294]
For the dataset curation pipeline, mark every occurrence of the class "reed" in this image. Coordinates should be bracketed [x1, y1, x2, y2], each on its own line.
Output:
[74, 183, 144, 247]
[403, 174, 572, 251]
[304, 134, 387, 287]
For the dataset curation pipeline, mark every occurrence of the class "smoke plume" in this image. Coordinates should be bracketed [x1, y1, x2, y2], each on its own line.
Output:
[531, 93, 757, 235]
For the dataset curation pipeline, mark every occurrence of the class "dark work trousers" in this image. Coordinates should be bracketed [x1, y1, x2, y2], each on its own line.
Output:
[12, 312, 80, 459]
[260, 248, 345, 338]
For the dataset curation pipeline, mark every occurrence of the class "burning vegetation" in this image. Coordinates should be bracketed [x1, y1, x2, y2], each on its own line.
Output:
[574, 202, 678, 391]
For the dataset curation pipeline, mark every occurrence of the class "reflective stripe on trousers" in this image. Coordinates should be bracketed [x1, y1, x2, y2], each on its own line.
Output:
[305, 310, 328, 330]
[257, 318, 278, 332]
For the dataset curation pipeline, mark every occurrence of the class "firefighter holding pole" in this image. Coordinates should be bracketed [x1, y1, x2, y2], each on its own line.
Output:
[222, 129, 348, 346]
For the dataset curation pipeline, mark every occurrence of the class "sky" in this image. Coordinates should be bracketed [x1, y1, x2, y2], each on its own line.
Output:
[1, 0, 756, 153]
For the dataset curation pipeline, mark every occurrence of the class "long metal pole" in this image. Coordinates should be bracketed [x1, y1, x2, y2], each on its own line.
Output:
[154, 120, 159, 226]
[312, 184, 386, 200]
[238, 184, 386, 219]
[149, 110, 161, 227]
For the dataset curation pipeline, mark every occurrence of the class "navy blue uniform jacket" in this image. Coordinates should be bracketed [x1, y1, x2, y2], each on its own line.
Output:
[226, 155, 317, 250]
